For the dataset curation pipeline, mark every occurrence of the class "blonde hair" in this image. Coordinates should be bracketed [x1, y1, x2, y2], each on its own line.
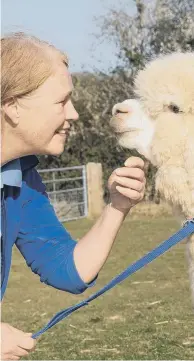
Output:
[1, 32, 69, 106]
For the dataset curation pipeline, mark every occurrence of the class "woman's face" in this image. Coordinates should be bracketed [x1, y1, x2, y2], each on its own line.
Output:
[9, 64, 79, 156]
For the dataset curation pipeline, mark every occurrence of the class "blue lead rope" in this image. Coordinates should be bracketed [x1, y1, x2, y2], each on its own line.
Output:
[32, 219, 194, 339]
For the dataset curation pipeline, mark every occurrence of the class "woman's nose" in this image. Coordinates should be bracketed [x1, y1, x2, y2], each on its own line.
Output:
[66, 101, 79, 121]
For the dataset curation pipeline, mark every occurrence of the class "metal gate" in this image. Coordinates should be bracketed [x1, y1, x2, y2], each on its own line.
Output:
[38, 166, 88, 222]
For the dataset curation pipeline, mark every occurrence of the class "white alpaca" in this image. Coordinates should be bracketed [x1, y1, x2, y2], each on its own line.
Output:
[110, 52, 194, 304]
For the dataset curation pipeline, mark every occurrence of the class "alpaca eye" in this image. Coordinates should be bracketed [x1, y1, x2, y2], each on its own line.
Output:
[168, 104, 181, 114]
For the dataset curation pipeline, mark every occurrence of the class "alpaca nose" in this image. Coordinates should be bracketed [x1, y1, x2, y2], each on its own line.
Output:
[112, 103, 132, 116]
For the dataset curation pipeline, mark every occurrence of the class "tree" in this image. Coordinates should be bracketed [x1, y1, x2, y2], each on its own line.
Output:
[98, 0, 194, 73]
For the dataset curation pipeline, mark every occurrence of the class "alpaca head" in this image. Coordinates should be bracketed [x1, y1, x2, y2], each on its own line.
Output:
[110, 52, 194, 167]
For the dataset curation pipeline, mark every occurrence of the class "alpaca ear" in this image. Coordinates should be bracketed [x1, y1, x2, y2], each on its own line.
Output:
[2, 98, 20, 125]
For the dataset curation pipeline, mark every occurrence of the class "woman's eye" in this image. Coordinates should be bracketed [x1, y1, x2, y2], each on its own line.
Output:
[168, 103, 182, 114]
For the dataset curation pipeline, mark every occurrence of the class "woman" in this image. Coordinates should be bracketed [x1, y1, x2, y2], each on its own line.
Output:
[1, 33, 146, 360]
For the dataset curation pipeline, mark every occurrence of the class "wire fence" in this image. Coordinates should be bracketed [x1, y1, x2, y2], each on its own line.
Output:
[38, 165, 88, 222]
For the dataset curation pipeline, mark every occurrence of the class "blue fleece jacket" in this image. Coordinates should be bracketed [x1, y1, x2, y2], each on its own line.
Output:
[1, 156, 96, 300]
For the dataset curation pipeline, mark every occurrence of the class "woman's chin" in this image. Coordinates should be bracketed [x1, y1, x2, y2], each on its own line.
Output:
[43, 141, 66, 156]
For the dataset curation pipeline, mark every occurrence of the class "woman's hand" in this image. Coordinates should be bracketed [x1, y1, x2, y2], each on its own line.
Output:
[1, 322, 36, 360]
[108, 156, 146, 214]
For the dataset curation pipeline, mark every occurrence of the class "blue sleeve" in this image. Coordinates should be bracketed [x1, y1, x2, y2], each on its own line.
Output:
[15, 168, 97, 294]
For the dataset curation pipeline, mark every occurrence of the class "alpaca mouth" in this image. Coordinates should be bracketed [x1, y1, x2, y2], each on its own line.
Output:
[115, 128, 140, 135]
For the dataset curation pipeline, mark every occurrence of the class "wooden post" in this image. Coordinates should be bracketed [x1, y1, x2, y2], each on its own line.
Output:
[86, 163, 104, 218]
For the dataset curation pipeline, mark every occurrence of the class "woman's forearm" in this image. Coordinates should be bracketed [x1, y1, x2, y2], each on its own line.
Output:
[73, 204, 129, 283]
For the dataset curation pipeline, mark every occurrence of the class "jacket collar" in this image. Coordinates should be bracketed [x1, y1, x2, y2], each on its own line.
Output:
[1, 156, 39, 188]
[20, 155, 39, 171]
[1, 159, 22, 188]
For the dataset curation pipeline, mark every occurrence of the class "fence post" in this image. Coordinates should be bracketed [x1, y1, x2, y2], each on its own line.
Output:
[52, 171, 57, 205]
[82, 166, 88, 217]
[86, 162, 104, 218]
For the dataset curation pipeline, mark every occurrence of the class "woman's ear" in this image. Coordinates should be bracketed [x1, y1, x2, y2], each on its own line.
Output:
[2, 98, 20, 125]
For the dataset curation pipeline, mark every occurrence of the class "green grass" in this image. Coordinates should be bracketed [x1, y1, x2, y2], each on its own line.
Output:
[2, 215, 194, 360]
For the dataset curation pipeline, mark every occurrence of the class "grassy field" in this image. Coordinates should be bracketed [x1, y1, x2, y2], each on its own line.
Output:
[2, 213, 194, 360]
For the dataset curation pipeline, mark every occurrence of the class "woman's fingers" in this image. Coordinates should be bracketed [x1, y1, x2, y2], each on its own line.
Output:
[115, 167, 145, 182]
[114, 175, 145, 192]
[116, 186, 144, 201]
[14, 346, 29, 357]
[17, 335, 36, 351]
